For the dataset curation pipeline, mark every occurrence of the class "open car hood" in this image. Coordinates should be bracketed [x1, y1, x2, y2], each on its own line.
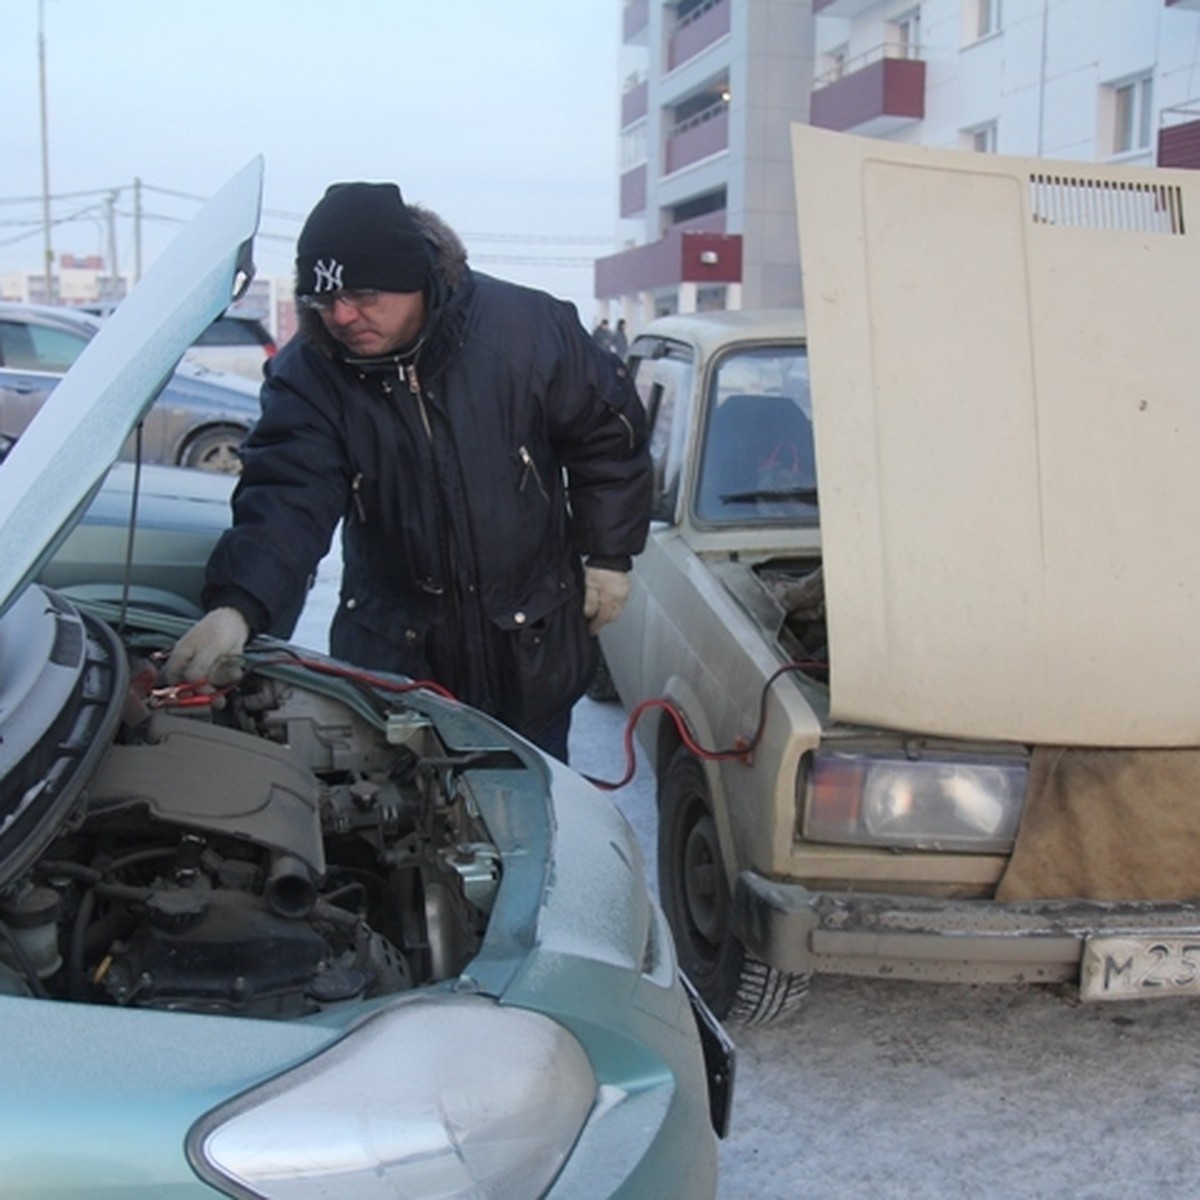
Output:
[0, 158, 262, 616]
[792, 127, 1200, 747]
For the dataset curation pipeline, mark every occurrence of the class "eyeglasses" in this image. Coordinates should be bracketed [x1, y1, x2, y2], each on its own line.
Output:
[298, 288, 382, 313]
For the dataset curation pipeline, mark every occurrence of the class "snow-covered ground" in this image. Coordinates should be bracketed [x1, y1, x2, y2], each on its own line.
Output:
[293, 548, 1200, 1200]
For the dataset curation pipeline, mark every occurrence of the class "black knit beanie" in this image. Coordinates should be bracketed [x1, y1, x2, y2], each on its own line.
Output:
[295, 182, 429, 296]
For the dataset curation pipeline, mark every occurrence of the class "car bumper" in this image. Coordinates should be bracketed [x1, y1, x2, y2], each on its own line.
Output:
[733, 869, 1200, 993]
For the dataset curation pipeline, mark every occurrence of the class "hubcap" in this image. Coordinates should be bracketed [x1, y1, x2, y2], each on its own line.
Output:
[682, 810, 724, 945]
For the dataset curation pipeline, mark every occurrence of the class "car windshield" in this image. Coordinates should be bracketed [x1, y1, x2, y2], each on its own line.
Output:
[694, 345, 817, 524]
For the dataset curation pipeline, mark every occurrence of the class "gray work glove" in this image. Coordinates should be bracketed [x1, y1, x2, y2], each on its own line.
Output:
[164, 606, 250, 687]
[583, 567, 631, 636]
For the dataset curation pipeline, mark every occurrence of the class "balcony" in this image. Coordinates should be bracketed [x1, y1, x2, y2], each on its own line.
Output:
[620, 165, 648, 218]
[665, 100, 730, 175]
[667, 0, 731, 72]
[811, 43, 925, 136]
[813, 0, 885, 16]
[594, 227, 742, 300]
[623, 0, 648, 43]
[1158, 104, 1200, 169]
[622, 78, 648, 128]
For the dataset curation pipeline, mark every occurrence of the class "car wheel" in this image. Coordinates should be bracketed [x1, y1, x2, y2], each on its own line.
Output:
[586, 651, 619, 703]
[658, 747, 810, 1024]
[180, 425, 245, 473]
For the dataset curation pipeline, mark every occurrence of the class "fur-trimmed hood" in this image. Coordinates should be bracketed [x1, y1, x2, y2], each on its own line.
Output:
[295, 203, 470, 357]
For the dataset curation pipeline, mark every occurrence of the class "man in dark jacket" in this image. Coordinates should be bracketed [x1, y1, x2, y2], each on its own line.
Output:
[165, 182, 652, 762]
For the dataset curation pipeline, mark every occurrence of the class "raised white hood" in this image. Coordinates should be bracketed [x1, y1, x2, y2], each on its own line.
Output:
[791, 126, 1200, 747]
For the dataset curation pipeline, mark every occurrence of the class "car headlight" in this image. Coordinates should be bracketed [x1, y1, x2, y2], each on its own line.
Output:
[189, 995, 596, 1199]
[802, 751, 1028, 852]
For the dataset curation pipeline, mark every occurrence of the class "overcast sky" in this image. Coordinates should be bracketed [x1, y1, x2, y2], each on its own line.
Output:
[1, 0, 622, 319]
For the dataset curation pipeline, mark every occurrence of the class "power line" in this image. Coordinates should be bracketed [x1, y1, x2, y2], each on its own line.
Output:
[0, 182, 613, 278]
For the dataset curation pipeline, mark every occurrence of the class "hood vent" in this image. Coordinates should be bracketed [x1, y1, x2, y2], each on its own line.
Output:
[1030, 172, 1185, 235]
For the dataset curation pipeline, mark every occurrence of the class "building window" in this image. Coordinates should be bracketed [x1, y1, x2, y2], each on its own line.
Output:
[970, 0, 1002, 40]
[670, 188, 726, 227]
[1111, 74, 1154, 155]
[621, 124, 648, 170]
[891, 9, 921, 59]
[969, 121, 998, 153]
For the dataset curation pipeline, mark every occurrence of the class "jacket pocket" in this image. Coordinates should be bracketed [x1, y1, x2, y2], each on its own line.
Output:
[489, 579, 598, 738]
[329, 593, 431, 681]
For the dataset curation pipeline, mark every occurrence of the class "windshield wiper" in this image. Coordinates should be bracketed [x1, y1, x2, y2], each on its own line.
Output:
[719, 487, 819, 504]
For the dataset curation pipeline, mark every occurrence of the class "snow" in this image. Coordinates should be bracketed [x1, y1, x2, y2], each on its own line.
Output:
[292, 547, 1200, 1200]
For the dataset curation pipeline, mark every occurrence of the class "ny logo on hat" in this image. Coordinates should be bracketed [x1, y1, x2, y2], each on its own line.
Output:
[313, 258, 344, 293]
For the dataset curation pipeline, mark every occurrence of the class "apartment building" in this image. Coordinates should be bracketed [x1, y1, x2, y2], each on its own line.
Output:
[811, 0, 1200, 164]
[597, 0, 816, 324]
[600, 0, 1200, 323]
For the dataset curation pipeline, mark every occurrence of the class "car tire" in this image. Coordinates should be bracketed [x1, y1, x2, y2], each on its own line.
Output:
[179, 425, 245, 473]
[658, 747, 810, 1025]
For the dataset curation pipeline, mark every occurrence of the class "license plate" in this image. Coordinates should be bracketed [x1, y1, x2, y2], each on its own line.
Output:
[1080, 934, 1200, 1001]
[681, 973, 736, 1138]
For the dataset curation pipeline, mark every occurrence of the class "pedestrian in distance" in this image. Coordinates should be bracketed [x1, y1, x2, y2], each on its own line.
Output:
[592, 317, 614, 351]
[165, 182, 653, 762]
[612, 318, 629, 359]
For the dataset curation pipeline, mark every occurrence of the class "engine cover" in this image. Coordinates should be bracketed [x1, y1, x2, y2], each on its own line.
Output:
[85, 713, 325, 877]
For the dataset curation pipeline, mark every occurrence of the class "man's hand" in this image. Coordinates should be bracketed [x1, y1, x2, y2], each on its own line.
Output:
[164, 607, 250, 686]
[583, 567, 631, 636]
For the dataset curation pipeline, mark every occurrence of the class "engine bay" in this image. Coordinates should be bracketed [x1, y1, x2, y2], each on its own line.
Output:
[758, 559, 828, 680]
[0, 602, 506, 1018]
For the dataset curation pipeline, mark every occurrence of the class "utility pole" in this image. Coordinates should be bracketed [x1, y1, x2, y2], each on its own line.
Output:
[105, 190, 119, 300]
[133, 177, 142, 281]
[37, 0, 54, 302]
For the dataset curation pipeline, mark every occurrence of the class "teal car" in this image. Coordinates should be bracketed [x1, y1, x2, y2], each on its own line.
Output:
[0, 161, 730, 1198]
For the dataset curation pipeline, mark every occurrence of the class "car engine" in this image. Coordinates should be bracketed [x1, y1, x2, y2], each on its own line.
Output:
[756, 558, 829, 682]
[0, 600, 505, 1018]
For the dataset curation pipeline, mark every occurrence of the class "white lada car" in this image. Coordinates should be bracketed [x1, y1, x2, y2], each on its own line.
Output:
[600, 127, 1200, 1023]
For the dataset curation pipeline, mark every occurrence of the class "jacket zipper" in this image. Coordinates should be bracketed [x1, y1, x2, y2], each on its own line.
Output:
[404, 362, 435, 441]
[518, 444, 550, 501]
[402, 359, 467, 684]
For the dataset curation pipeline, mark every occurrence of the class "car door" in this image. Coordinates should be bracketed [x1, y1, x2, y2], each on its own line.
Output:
[0, 316, 86, 440]
[599, 336, 696, 707]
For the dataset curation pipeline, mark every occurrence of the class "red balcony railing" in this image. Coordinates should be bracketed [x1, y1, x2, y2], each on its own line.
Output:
[811, 43, 926, 135]
[594, 229, 742, 300]
[622, 79, 648, 128]
[623, 0, 649, 42]
[1158, 105, 1200, 169]
[665, 102, 730, 174]
[620, 165, 648, 218]
[667, 0, 731, 71]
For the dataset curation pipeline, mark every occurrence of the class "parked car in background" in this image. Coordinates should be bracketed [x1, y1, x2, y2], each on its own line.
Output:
[0, 160, 730, 1198]
[600, 128, 1200, 1025]
[36, 459, 233, 621]
[0, 300, 259, 471]
[183, 309, 277, 380]
[31, 457, 314, 637]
